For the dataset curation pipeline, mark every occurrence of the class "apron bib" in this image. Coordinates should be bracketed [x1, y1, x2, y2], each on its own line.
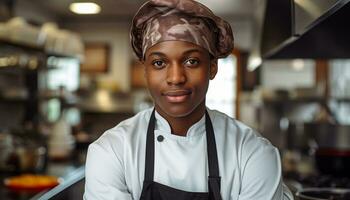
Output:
[139, 110, 222, 200]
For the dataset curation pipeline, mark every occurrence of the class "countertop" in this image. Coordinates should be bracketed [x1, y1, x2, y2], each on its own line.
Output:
[0, 150, 86, 200]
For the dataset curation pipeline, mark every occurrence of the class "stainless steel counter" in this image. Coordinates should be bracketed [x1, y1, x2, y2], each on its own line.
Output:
[30, 166, 84, 200]
[0, 154, 85, 200]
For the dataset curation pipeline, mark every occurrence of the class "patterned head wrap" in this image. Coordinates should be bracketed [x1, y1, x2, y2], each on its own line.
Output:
[130, 0, 234, 60]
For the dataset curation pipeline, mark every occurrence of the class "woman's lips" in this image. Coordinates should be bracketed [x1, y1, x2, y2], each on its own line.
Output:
[163, 90, 191, 103]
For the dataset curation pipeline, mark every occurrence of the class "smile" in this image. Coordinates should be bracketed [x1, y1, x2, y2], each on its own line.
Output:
[162, 90, 192, 103]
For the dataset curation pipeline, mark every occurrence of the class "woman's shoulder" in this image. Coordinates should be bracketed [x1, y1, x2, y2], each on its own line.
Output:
[91, 108, 153, 148]
[111, 107, 153, 132]
[208, 109, 259, 137]
[208, 108, 275, 151]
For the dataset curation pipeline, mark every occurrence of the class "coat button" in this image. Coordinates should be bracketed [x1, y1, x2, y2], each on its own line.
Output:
[157, 135, 164, 142]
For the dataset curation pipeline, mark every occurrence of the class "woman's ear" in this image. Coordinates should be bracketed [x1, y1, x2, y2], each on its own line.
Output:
[209, 59, 218, 80]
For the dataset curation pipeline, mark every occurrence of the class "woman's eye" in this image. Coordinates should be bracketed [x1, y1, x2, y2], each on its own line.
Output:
[185, 59, 199, 66]
[152, 60, 166, 68]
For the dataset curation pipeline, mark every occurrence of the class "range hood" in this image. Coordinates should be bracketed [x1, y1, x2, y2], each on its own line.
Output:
[261, 0, 350, 59]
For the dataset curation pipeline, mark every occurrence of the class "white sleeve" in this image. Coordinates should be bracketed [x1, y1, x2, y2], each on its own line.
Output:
[84, 139, 133, 200]
[238, 136, 294, 200]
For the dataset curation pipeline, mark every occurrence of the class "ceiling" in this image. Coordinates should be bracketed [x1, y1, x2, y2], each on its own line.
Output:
[24, 0, 256, 23]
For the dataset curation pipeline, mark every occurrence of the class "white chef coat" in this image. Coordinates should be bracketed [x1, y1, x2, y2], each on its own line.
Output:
[84, 107, 294, 200]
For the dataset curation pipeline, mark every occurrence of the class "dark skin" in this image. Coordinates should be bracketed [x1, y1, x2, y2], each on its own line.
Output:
[142, 41, 218, 136]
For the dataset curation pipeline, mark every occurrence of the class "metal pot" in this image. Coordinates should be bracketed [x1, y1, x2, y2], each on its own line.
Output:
[303, 122, 350, 177]
[304, 122, 350, 150]
[296, 188, 350, 200]
[314, 148, 350, 177]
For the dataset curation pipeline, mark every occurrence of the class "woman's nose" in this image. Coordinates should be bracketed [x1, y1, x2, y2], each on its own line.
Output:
[166, 63, 186, 85]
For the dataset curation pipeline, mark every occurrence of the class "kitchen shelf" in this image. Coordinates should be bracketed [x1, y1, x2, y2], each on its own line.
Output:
[0, 38, 43, 52]
[263, 97, 350, 105]
[0, 96, 28, 102]
[0, 39, 79, 59]
[0, 88, 29, 102]
[0, 37, 81, 130]
[0, 65, 61, 72]
[330, 97, 350, 102]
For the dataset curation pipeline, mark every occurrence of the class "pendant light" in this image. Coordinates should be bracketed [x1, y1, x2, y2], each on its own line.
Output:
[69, 1, 101, 14]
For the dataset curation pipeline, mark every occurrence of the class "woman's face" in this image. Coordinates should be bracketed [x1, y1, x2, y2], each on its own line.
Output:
[143, 40, 217, 118]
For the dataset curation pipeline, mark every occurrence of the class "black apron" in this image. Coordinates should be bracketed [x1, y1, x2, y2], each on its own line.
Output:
[139, 109, 222, 200]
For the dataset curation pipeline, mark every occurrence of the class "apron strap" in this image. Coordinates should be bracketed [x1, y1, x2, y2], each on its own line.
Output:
[144, 109, 222, 199]
[205, 111, 220, 178]
[205, 111, 222, 200]
[209, 176, 222, 200]
[144, 109, 156, 181]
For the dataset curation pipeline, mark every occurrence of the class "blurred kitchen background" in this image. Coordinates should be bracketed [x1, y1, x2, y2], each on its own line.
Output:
[0, 0, 350, 199]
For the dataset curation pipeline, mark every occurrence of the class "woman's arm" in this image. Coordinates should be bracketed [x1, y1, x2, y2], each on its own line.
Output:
[238, 135, 294, 200]
[84, 140, 133, 200]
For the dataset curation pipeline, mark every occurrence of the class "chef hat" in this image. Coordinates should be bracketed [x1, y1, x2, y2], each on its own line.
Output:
[130, 0, 234, 60]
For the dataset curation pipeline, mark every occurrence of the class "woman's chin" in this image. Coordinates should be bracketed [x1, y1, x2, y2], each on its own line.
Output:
[156, 102, 205, 119]
[159, 107, 193, 118]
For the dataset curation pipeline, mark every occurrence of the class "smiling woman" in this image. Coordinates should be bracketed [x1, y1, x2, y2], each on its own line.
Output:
[84, 0, 294, 200]
[143, 41, 216, 133]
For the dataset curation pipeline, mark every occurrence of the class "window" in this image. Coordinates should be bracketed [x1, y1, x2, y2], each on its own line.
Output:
[206, 55, 236, 118]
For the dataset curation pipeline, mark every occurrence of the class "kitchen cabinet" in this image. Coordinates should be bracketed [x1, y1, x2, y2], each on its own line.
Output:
[0, 39, 79, 130]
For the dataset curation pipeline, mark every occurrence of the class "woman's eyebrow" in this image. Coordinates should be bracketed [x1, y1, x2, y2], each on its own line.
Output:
[147, 49, 203, 58]
[182, 49, 203, 56]
[147, 52, 166, 58]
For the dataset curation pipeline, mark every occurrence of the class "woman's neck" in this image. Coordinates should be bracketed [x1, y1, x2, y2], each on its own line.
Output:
[155, 102, 206, 136]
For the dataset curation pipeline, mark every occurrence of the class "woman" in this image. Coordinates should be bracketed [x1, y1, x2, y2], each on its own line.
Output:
[84, 0, 293, 199]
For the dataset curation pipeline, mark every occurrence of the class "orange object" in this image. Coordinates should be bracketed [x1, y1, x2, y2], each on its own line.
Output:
[4, 174, 60, 191]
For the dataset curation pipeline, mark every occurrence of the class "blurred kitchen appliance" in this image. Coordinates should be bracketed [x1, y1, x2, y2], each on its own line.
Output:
[304, 122, 350, 177]
[48, 111, 75, 160]
[286, 122, 310, 153]
[0, 131, 15, 171]
[296, 188, 350, 200]
[287, 121, 350, 177]
[262, 0, 350, 59]
[284, 167, 350, 199]
[0, 129, 47, 173]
